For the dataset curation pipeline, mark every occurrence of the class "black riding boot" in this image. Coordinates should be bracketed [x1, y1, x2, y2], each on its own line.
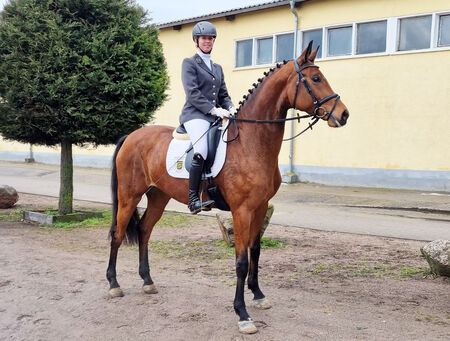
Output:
[188, 153, 214, 214]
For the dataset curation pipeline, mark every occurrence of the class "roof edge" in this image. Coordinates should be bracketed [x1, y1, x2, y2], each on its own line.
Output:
[156, 0, 304, 29]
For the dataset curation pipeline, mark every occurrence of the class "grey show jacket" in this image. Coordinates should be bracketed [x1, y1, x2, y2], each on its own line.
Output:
[179, 53, 233, 124]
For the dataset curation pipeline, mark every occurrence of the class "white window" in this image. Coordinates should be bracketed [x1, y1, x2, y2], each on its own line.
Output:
[276, 33, 294, 62]
[234, 31, 294, 68]
[256, 37, 273, 64]
[438, 14, 450, 47]
[357, 20, 387, 54]
[235, 39, 253, 67]
[328, 26, 352, 56]
[398, 15, 432, 51]
[302, 29, 322, 58]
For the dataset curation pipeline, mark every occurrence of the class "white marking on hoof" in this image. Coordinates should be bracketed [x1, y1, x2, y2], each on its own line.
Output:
[238, 318, 258, 334]
[253, 297, 271, 309]
[108, 287, 124, 298]
[143, 284, 158, 294]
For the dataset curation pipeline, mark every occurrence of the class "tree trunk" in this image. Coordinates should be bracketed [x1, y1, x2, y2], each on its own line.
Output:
[58, 139, 73, 215]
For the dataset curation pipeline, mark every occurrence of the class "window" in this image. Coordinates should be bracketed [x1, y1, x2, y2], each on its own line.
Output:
[234, 32, 294, 68]
[236, 39, 253, 67]
[233, 12, 450, 67]
[256, 37, 273, 64]
[302, 29, 322, 58]
[276, 33, 294, 62]
[328, 26, 352, 56]
[398, 15, 432, 51]
[357, 21, 387, 54]
[438, 14, 450, 47]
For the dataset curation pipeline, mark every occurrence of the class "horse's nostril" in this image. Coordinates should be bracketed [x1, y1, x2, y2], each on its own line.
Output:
[341, 110, 349, 123]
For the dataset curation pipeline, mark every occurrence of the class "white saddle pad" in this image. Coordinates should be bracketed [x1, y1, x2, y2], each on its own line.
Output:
[166, 126, 228, 179]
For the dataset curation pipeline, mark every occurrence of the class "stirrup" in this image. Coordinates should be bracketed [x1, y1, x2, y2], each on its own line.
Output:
[188, 199, 214, 214]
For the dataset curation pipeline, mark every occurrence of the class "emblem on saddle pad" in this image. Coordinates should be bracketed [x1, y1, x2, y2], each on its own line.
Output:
[176, 161, 183, 170]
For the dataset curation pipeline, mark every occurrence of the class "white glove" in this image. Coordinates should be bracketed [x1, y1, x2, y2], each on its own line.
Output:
[211, 107, 231, 119]
[228, 106, 237, 115]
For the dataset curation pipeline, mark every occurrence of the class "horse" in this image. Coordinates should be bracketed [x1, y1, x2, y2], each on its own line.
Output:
[106, 41, 349, 334]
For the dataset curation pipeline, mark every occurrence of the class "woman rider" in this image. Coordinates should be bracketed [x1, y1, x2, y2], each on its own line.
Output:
[179, 21, 236, 214]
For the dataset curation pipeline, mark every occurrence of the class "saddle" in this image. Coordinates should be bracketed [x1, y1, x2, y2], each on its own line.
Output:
[173, 122, 230, 211]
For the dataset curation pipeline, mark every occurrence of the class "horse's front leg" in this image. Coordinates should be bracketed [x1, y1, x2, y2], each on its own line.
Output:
[232, 205, 266, 334]
[248, 202, 272, 310]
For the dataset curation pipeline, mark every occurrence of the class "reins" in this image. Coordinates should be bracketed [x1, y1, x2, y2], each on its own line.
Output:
[223, 58, 341, 143]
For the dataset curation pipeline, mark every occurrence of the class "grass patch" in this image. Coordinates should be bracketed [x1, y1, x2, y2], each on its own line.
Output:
[155, 212, 189, 228]
[0, 209, 23, 221]
[261, 237, 284, 249]
[147, 237, 285, 261]
[149, 239, 234, 260]
[305, 262, 428, 280]
[44, 210, 111, 229]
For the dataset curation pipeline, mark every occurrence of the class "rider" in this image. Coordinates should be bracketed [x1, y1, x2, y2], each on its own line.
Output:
[179, 21, 237, 214]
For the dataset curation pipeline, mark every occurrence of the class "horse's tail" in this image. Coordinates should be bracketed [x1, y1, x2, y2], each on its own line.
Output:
[110, 135, 140, 245]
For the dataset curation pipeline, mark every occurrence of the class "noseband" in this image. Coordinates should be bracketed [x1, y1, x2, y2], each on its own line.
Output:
[293, 58, 341, 127]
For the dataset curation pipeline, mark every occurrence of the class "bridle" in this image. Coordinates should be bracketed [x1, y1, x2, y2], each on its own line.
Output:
[292, 58, 341, 128]
[225, 59, 342, 142]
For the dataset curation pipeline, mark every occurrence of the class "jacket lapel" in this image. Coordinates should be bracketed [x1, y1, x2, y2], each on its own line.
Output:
[194, 54, 215, 77]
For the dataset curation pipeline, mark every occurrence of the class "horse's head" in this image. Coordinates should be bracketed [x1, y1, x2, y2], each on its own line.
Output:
[288, 41, 349, 127]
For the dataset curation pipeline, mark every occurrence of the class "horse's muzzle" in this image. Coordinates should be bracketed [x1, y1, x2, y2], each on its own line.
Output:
[340, 109, 349, 126]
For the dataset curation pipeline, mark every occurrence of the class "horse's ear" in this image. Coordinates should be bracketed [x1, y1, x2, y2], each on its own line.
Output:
[299, 40, 313, 64]
[308, 45, 320, 62]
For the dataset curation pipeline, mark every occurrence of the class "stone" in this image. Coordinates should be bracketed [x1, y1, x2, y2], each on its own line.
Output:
[0, 185, 19, 209]
[420, 240, 450, 277]
[216, 203, 275, 247]
[281, 172, 298, 184]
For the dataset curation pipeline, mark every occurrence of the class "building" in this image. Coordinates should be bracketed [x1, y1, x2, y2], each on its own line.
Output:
[1, 0, 449, 191]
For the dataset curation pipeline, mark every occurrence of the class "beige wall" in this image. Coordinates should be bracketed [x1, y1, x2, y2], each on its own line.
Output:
[157, 0, 450, 172]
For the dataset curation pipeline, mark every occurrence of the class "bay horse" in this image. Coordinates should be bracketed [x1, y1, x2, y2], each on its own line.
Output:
[106, 41, 349, 334]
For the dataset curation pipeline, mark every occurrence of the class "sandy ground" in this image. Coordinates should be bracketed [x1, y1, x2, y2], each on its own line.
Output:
[0, 194, 449, 340]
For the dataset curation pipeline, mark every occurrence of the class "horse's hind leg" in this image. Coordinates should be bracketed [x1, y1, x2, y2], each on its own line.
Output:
[139, 188, 170, 294]
[248, 202, 271, 310]
[107, 196, 141, 298]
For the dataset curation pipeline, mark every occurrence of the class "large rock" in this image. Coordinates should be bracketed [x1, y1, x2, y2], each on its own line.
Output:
[0, 185, 19, 209]
[420, 240, 450, 277]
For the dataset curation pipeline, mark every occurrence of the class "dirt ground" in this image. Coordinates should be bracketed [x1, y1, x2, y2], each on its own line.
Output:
[1, 194, 449, 341]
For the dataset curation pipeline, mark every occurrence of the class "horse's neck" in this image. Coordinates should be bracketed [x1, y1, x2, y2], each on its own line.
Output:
[235, 67, 291, 152]
[239, 68, 290, 122]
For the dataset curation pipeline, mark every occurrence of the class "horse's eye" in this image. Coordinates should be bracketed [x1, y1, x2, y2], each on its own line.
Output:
[312, 74, 321, 83]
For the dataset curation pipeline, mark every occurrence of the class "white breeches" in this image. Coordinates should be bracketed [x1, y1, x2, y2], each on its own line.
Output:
[184, 119, 210, 160]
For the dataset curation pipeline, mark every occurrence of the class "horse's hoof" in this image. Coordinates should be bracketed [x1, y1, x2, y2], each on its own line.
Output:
[108, 287, 124, 298]
[253, 297, 271, 309]
[238, 318, 258, 334]
[143, 284, 158, 294]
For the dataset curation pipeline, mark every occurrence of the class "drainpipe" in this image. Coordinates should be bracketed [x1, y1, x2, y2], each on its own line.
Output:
[285, 0, 299, 182]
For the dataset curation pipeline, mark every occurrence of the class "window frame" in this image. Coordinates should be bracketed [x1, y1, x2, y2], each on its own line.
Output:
[255, 36, 274, 65]
[435, 12, 450, 48]
[301, 28, 324, 60]
[234, 38, 253, 68]
[233, 11, 450, 69]
[233, 30, 294, 70]
[397, 14, 433, 52]
[356, 20, 388, 55]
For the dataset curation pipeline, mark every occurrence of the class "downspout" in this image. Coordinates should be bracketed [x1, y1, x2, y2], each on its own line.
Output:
[289, 0, 298, 175]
